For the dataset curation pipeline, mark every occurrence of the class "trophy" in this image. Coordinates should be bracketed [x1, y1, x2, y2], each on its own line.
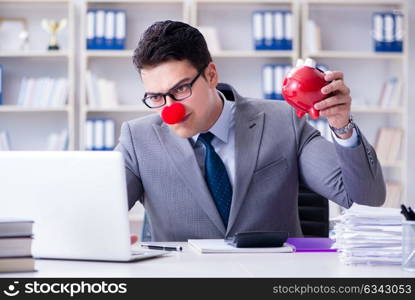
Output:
[41, 18, 67, 50]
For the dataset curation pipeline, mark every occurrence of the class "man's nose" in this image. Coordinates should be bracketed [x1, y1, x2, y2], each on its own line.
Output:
[165, 94, 176, 106]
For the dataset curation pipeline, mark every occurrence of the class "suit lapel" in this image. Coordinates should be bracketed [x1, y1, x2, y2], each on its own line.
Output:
[153, 123, 226, 235]
[226, 96, 265, 235]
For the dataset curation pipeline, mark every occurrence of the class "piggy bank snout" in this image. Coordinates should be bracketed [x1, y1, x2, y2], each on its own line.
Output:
[282, 77, 299, 98]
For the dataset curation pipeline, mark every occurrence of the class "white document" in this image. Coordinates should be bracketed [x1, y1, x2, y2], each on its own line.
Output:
[188, 239, 294, 254]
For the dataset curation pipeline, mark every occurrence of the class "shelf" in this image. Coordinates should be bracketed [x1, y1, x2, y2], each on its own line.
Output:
[195, 0, 294, 4]
[380, 161, 404, 168]
[87, 0, 184, 3]
[305, 0, 404, 6]
[212, 50, 295, 58]
[351, 106, 404, 114]
[86, 50, 132, 58]
[84, 106, 155, 113]
[0, 51, 70, 58]
[306, 51, 404, 60]
[86, 49, 295, 59]
[0, 106, 70, 112]
[0, 0, 70, 4]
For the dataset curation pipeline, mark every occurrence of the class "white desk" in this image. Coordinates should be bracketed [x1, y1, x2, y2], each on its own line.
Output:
[2, 243, 414, 278]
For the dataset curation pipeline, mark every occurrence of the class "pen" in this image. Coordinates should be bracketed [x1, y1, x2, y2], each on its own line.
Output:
[401, 205, 410, 220]
[141, 245, 183, 252]
[401, 205, 415, 221]
[407, 207, 415, 220]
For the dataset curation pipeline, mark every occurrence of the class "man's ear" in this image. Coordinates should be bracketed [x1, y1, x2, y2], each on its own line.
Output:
[205, 62, 218, 88]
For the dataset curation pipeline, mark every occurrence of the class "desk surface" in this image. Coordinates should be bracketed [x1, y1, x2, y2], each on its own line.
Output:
[2, 243, 414, 278]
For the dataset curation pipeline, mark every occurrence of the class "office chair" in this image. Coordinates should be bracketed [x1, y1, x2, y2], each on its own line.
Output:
[140, 83, 329, 241]
[297, 184, 329, 237]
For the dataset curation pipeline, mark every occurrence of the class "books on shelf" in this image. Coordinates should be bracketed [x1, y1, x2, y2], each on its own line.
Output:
[46, 129, 68, 151]
[0, 130, 11, 151]
[306, 19, 321, 53]
[0, 219, 34, 273]
[252, 10, 292, 51]
[383, 182, 402, 208]
[332, 204, 403, 265]
[86, 118, 115, 151]
[87, 9, 126, 50]
[262, 64, 291, 100]
[86, 71, 119, 108]
[378, 76, 402, 108]
[372, 12, 403, 53]
[16, 77, 68, 108]
[374, 128, 403, 164]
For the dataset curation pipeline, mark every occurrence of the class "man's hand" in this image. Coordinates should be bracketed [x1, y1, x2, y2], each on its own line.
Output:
[314, 71, 352, 139]
[131, 235, 138, 245]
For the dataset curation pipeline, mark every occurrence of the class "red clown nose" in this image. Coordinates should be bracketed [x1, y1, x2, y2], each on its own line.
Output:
[161, 102, 186, 124]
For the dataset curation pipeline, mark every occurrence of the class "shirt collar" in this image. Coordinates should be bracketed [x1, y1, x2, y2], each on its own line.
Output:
[191, 90, 233, 144]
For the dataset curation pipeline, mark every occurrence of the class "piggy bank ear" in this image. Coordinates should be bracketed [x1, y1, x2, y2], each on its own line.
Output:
[161, 102, 186, 124]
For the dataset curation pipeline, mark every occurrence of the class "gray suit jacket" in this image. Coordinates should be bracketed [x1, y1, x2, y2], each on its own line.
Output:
[115, 86, 386, 241]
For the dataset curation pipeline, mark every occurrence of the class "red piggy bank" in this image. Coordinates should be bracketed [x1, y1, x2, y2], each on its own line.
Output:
[282, 58, 329, 120]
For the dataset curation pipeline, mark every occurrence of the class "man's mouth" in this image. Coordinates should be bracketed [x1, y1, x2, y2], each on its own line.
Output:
[179, 113, 191, 123]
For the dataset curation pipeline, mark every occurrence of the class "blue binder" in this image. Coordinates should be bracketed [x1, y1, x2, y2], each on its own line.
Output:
[94, 10, 106, 50]
[86, 9, 96, 50]
[114, 10, 126, 50]
[104, 10, 116, 50]
[373, 12, 403, 53]
[253, 11, 265, 50]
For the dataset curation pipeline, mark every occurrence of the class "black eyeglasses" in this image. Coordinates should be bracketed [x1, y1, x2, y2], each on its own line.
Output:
[141, 69, 204, 109]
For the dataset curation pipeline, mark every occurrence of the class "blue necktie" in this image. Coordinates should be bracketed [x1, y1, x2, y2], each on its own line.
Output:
[198, 132, 232, 227]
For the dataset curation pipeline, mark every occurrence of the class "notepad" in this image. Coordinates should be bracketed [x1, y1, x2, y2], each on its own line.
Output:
[188, 239, 295, 254]
[287, 238, 337, 252]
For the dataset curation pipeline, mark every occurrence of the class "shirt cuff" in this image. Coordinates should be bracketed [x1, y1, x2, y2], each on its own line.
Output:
[331, 128, 359, 148]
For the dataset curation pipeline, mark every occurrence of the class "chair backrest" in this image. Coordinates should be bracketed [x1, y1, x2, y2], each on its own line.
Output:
[298, 185, 329, 237]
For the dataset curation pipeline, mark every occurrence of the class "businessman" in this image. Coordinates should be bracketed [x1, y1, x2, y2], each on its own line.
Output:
[116, 20, 386, 242]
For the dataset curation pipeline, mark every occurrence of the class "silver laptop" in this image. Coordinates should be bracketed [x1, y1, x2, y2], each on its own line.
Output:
[0, 151, 167, 262]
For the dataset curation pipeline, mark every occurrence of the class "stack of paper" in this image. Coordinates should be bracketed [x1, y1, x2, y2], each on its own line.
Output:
[331, 204, 403, 265]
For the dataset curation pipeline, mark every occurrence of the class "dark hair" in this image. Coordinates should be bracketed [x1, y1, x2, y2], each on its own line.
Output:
[133, 20, 212, 73]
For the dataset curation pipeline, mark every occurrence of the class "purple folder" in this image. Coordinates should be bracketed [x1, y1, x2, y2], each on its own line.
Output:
[287, 238, 337, 252]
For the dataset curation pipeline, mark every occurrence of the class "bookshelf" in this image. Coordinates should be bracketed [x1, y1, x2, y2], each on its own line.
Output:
[301, 0, 409, 207]
[79, 0, 190, 151]
[190, 0, 300, 99]
[0, 0, 75, 150]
